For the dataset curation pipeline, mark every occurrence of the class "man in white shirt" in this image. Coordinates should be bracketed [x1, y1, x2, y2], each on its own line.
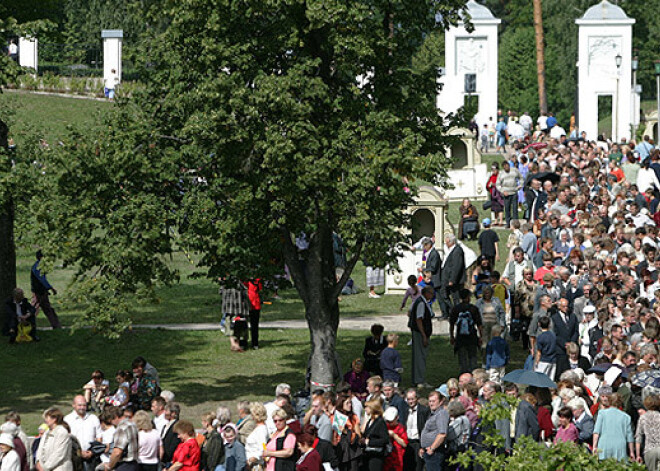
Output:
[519, 112, 533, 136]
[64, 395, 102, 471]
[402, 389, 431, 471]
[104, 68, 119, 100]
[550, 125, 567, 140]
[151, 396, 168, 435]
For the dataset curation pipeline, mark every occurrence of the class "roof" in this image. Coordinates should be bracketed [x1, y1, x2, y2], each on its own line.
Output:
[580, 0, 631, 21]
[464, 0, 497, 21]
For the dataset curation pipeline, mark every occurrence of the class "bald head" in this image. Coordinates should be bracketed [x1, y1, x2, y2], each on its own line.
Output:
[72, 395, 87, 417]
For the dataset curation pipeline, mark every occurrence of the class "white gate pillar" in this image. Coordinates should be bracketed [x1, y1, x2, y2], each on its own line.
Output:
[576, 1, 635, 142]
[18, 37, 38, 71]
[102, 30, 123, 84]
[437, 0, 501, 126]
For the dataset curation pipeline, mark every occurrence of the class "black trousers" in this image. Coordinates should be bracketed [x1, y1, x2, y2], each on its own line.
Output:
[404, 440, 425, 471]
[249, 309, 260, 348]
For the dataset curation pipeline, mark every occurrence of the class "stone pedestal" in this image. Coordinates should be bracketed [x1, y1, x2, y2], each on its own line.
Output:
[385, 186, 451, 294]
[18, 37, 38, 71]
[576, 1, 635, 142]
[444, 127, 488, 201]
[437, 0, 501, 126]
[102, 30, 123, 84]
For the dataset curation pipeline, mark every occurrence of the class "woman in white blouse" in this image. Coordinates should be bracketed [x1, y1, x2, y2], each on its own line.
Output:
[36, 407, 72, 471]
[245, 403, 269, 470]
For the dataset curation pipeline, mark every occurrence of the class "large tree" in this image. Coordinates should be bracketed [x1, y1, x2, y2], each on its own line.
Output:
[29, 0, 467, 386]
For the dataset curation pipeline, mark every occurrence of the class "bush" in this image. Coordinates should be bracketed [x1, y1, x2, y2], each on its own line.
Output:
[452, 394, 646, 471]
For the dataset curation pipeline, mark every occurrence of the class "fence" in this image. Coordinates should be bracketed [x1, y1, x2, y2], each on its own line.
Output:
[37, 42, 140, 81]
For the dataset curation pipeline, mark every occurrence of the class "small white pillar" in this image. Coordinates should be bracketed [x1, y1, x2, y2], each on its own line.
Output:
[437, 0, 501, 126]
[18, 37, 38, 71]
[576, 1, 635, 141]
[102, 30, 123, 84]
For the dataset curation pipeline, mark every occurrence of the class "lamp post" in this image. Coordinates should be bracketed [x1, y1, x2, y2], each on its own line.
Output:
[656, 60, 660, 145]
[632, 53, 639, 139]
[614, 53, 622, 142]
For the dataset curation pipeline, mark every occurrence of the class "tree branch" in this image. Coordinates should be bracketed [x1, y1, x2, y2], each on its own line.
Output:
[330, 237, 363, 301]
[279, 226, 310, 306]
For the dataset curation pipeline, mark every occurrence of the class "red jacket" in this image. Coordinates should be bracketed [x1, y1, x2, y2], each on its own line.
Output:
[296, 448, 322, 471]
[245, 279, 263, 310]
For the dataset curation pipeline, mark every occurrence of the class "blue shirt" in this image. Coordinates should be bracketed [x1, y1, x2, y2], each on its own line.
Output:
[486, 336, 510, 369]
[31, 260, 53, 293]
[380, 347, 402, 383]
[537, 330, 557, 363]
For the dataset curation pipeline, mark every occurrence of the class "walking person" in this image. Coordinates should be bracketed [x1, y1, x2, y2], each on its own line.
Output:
[449, 289, 482, 375]
[496, 161, 522, 228]
[31, 250, 62, 329]
[439, 234, 465, 319]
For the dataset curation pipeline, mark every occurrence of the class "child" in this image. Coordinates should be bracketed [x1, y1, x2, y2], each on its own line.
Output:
[106, 370, 131, 407]
[535, 316, 557, 380]
[97, 410, 116, 469]
[480, 124, 489, 153]
[417, 270, 436, 304]
[380, 333, 403, 385]
[83, 370, 109, 412]
[400, 275, 421, 312]
[485, 325, 509, 382]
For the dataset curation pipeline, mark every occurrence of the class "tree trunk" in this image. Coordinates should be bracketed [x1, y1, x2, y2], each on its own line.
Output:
[0, 118, 15, 305]
[533, 0, 547, 115]
[281, 222, 348, 391]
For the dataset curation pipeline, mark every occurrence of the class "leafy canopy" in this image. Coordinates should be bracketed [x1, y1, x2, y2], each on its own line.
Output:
[29, 0, 468, 335]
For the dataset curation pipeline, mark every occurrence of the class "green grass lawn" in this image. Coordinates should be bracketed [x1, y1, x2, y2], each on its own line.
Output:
[0, 91, 109, 145]
[0, 326, 527, 434]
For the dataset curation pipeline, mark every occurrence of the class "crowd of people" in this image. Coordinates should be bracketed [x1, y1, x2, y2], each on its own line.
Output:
[396, 113, 660, 469]
[9, 111, 660, 471]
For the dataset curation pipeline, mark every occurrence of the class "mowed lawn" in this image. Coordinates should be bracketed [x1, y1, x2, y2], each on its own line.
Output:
[0, 91, 523, 434]
[1, 326, 526, 434]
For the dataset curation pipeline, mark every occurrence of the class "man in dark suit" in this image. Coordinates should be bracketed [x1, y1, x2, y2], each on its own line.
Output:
[4, 288, 38, 343]
[550, 297, 579, 377]
[440, 234, 465, 319]
[401, 388, 431, 471]
[423, 237, 442, 306]
[525, 178, 542, 221]
[160, 402, 181, 465]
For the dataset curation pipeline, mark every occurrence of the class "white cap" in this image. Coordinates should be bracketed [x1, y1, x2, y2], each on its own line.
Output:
[0, 433, 14, 448]
[0, 422, 17, 437]
[604, 367, 622, 386]
[583, 305, 596, 314]
[383, 407, 398, 422]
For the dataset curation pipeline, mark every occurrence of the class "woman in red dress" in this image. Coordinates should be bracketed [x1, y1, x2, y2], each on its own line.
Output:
[166, 421, 201, 471]
[382, 407, 407, 471]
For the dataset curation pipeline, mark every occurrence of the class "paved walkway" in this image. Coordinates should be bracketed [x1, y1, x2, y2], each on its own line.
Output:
[133, 315, 450, 335]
